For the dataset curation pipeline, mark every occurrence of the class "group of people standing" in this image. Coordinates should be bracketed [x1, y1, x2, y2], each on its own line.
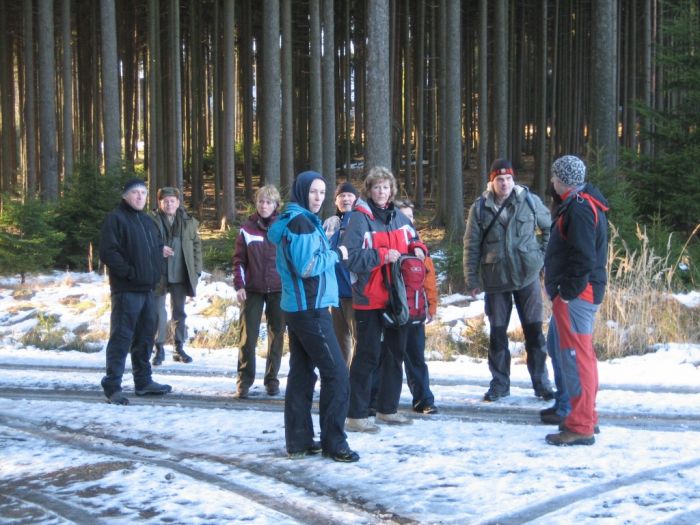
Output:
[98, 153, 608, 458]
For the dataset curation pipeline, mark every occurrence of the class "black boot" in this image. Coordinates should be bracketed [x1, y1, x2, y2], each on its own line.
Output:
[173, 342, 193, 363]
[152, 343, 165, 366]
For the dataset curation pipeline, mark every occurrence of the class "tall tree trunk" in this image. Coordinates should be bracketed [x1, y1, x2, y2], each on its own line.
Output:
[641, 0, 652, 156]
[222, 0, 236, 226]
[414, 0, 425, 207]
[322, 0, 336, 215]
[365, 0, 391, 169]
[444, 0, 463, 238]
[169, 0, 183, 188]
[148, 0, 160, 204]
[280, 0, 294, 195]
[61, 0, 73, 183]
[100, 0, 121, 176]
[402, 2, 412, 194]
[477, 0, 488, 189]
[534, 0, 547, 195]
[241, 0, 254, 199]
[262, 0, 281, 187]
[38, 0, 59, 200]
[590, 0, 618, 171]
[24, 0, 38, 196]
[0, 1, 17, 194]
[493, 0, 508, 159]
[190, 0, 204, 210]
[309, 0, 323, 171]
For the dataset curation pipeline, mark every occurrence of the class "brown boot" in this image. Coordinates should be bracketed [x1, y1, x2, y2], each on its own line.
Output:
[545, 430, 595, 446]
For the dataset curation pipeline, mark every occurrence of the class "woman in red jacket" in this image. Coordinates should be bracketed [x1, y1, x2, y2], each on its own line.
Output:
[341, 167, 427, 433]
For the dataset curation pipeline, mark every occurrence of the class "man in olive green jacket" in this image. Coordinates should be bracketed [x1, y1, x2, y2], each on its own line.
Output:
[463, 159, 554, 402]
[150, 187, 203, 364]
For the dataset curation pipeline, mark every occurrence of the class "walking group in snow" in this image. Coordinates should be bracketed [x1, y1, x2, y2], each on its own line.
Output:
[98, 154, 608, 462]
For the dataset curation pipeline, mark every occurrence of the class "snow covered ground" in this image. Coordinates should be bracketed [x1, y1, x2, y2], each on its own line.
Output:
[1, 272, 699, 524]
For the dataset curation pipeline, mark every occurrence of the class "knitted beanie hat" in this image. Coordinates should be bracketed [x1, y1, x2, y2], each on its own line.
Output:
[489, 159, 514, 182]
[335, 181, 358, 198]
[122, 178, 147, 194]
[551, 155, 586, 186]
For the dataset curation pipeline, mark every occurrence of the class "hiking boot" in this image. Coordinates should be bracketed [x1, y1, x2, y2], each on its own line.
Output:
[151, 343, 165, 366]
[345, 417, 380, 433]
[288, 441, 322, 459]
[559, 423, 601, 435]
[265, 382, 280, 396]
[540, 405, 558, 417]
[545, 430, 595, 446]
[173, 343, 193, 363]
[106, 391, 130, 405]
[414, 404, 439, 415]
[376, 412, 413, 425]
[535, 389, 555, 401]
[483, 389, 510, 402]
[233, 386, 249, 399]
[135, 381, 172, 396]
[323, 448, 360, 463]
[540, 411, 564, 425]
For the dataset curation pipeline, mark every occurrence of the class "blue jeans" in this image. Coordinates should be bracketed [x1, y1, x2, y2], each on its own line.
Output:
[284, 309, 350, 455]
[546, 313, 571, 417]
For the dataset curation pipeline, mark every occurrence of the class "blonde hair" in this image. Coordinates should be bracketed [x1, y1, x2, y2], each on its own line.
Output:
[255, 184, 282, 208]
[363, 166, 397, 201]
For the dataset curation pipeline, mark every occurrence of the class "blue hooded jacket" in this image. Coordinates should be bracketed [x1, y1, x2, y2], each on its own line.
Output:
[268, 172, 340, 312]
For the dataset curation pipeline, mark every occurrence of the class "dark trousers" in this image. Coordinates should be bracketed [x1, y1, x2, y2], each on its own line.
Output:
[403, 323, 435, 409]
[284, 309, 350, 455]
[154, 282, 188, 345]
[101, 291, 156, 396]
[484, 278, 551, 394]
[349, 309, 407, 418]
[237, 291, 284, 389]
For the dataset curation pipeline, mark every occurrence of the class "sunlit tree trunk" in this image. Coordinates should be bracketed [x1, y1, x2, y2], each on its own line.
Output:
[280, 0, 294, 195]
[321, 0, 336, 215]
[222, 0, 236, 226]
[100, 0, 121, 176]
[590, 0, 618, 170]
[494, 0, 509, 159]
[309, 0, 322, 171]
[262, 0, 281, 188]
[365, 0, 391, 170]
[61, 0, 73, 183]
[444, 0, 463, 238]
[38, 0, 58, 200]
[24, 0, 38, 196]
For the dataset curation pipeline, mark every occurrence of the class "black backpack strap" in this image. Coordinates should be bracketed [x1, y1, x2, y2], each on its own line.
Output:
[480, 193, 512, 249]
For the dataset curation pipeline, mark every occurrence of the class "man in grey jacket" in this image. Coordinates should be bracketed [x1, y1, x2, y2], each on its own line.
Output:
[463, 159, 554, 402]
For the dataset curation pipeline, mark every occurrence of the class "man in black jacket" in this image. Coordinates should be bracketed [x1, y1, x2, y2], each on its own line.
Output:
[99, 178, 172, 405]
[542, 156, 609, 446]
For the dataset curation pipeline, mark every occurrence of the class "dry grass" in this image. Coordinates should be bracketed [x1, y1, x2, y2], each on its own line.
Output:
[595, 223, 700, 359]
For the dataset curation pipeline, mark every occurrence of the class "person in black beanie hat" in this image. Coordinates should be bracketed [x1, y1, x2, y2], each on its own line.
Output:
[99, 178, 172, 405]
[463, 159, 554, 403]
[268, 171, 359, 462]
[323, 181, 359, 366]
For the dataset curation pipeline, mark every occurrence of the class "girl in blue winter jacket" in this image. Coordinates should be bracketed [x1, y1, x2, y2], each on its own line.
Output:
[268, 171, 359, 463]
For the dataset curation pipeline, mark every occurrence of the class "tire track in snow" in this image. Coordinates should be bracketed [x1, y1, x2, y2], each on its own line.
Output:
[0, 413, 418, 525]
[1, 386, 700, 433]
[478, 455, 700, 525]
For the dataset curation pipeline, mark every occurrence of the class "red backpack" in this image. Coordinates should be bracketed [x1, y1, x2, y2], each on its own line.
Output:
[382, 255, 428, 327]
